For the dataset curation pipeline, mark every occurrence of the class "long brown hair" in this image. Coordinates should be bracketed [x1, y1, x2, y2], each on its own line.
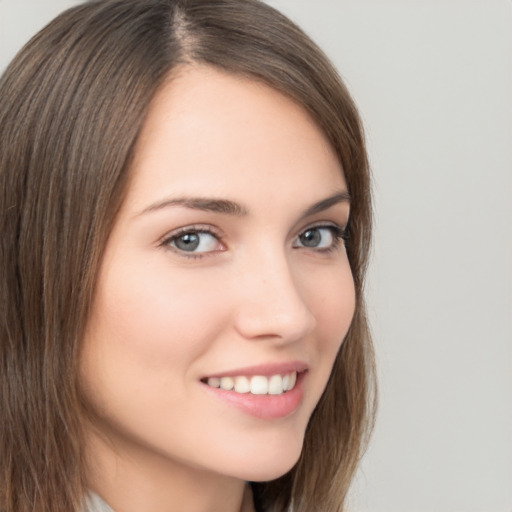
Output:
[0, 1, 375, 511]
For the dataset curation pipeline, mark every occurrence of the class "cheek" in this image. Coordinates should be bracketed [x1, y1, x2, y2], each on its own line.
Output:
[79, 257, 231, 420]
[90, 260, 226, 364]
[306, 263, 356, 373]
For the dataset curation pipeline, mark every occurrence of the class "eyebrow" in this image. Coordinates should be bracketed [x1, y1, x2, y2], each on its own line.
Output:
[139, 197, 248, 216]
[301, 191, 351, 217]
[137, 190, 350, 218]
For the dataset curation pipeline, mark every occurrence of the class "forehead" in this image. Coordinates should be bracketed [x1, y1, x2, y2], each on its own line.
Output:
[125, 64, 346, 211]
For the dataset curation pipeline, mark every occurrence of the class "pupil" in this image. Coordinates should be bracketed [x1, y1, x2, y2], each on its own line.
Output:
[175, 233, 200, 251]
[300, 229, 320, 247]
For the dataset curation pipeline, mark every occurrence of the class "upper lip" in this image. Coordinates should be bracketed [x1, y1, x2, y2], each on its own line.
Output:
[203, 361, 308, 379]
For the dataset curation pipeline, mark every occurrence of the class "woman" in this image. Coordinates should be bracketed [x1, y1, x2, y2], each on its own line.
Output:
[0, 1, 375, 511]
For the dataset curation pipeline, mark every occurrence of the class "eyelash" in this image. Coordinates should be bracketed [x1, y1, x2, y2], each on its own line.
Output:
[160, 225, 223, 260]
[159, 223, 348, 259]
[297, 224, 348, 254]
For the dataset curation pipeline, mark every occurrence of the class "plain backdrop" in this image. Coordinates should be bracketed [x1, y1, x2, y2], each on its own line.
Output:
[1, 1, 511, 511]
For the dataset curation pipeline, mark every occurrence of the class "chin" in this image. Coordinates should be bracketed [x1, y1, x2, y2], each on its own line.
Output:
[244, 460, 299, 483]
[226, 436, 304, 483]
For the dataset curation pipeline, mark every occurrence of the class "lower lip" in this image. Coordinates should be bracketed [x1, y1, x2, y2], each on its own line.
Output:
[201, 372, 306, 420]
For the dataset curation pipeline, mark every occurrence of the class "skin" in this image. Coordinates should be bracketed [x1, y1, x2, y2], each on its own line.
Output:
[80, 65, 355, 512]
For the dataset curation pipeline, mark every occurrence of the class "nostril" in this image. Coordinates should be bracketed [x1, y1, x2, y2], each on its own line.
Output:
[233, 303, 316, 343]
[231, 258, 317, 342]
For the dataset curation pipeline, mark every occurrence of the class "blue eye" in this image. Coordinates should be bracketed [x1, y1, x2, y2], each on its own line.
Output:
[294, 225, 345, 250]
[165, 229, 221, 254]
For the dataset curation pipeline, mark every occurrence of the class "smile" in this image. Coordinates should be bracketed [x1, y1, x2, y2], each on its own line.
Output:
[205, 372, 297, 395]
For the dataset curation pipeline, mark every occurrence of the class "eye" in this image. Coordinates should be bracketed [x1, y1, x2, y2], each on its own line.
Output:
[293, 225, 346, 251]
[163, 228, 223, 255]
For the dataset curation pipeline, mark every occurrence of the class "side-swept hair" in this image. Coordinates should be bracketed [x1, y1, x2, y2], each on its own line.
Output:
[0, 1, 375, 511]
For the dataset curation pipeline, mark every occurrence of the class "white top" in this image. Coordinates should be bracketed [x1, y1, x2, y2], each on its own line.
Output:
[83, 484, 260, 511]
[83, 492, 114, 512]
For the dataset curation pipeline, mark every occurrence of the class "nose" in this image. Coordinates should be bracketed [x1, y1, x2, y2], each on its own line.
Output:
[232, 250, 316, 344]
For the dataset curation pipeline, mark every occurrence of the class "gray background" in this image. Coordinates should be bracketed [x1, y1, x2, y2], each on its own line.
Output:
[1, 1, 511, 511]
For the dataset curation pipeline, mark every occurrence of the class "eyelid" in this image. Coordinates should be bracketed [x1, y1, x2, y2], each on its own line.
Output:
[293, 221, 348, 251]
[298, 220, 347, 238]
[159, 224, 225, 257]
[157, 220, 348, 259]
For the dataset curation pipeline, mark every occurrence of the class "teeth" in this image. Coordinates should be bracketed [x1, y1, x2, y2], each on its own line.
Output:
[206, 372, 298, 395]
[282, 373, 290, 391]
[220, 377, 234, 391]
[250, 376, 268, 395]
[287, 371, 296, 390]
[207, 377, 221, 388]
[268, 375, 283, 395]
[234, 376, 250, 393]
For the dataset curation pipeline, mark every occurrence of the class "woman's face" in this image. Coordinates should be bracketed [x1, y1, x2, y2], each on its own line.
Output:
[80, 65, 355, 484]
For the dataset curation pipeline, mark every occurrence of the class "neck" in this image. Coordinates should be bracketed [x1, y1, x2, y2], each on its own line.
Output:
[85, 429, 254, 512]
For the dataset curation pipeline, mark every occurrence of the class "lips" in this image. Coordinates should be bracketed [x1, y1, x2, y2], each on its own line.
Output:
[200, 362, 307, 419]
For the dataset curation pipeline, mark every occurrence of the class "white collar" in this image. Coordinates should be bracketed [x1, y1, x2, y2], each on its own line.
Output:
[83, 492, 114, 512]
